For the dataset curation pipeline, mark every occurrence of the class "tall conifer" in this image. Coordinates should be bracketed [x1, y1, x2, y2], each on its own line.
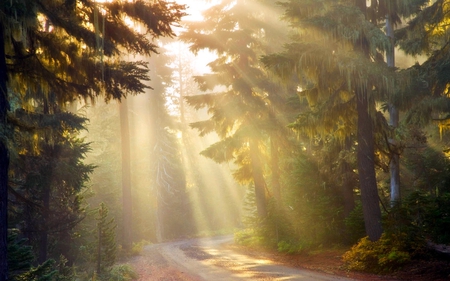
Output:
[262, 0, 407, 240]
[0, 1, 186, 279]
[181, 0, 290, 218]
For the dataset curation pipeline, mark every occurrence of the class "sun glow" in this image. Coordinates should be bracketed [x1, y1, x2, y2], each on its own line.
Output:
[175, 0, 220, 22]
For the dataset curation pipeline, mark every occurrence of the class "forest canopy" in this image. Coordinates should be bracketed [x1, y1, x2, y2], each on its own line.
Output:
[3, 0, 450, 280]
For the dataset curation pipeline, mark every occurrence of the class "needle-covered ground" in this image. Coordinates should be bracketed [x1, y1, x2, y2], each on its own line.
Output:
[127, 240, 450, 280]
[223, 244, 450, 281]
[127, 246, 201, 281]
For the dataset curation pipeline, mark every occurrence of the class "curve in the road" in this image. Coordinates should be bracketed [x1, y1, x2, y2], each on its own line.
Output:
[156, 236, 356, 281]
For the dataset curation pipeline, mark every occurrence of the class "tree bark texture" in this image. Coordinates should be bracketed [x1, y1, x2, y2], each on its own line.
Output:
[341, 138, 355, 217]
[354, 0, 383, 242]
[356, 91, 383, 241]
[38, 185, 50, 264]
[120, 99, 132, 250]
[249, 139, 267, 218]
[386, 15, 400, 204]
[0, 22, 9, 281]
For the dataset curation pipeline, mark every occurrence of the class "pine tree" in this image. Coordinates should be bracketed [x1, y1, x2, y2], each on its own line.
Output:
[181, 0, 290, 218]
[1, 2, 186, 279]
[8, 106, 94, 264]
[262, 0, 406, 240]
[95, 202, 116, 275]
[7, 229, 57, 281]
[395, 0, 450, 125]
[146, 49, 193, 241]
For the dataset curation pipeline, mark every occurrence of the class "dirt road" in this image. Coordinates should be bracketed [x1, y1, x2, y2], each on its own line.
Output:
[128, 236, 355, 280]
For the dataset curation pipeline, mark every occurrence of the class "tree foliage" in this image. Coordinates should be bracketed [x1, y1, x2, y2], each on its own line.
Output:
[181, 0, 293, 219]
[1, 0, 186, 280]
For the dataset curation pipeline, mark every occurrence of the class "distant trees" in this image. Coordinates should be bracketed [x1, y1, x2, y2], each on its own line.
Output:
[180, 0, 450, 251]
[95, 203, 116, 276]
[181, 0, 291, 219]
[1, 0, 185, 279]
[146, 49, 193, 242]
[6, 0, 450, 277]
[261, 0, 426, 241]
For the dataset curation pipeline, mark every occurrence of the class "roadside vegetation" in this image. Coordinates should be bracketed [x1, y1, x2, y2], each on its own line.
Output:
[4, 0, 450, 280]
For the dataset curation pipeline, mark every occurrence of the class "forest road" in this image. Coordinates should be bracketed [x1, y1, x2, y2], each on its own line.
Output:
[134, 235, 356, 281]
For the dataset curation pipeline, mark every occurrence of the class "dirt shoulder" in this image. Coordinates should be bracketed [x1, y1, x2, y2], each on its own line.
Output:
[223, 243, 450, 281]
[127, 244, 201, 281]
[127, 238, 450, 280]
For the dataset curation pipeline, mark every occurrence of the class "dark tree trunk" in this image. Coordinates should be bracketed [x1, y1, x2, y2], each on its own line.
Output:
[38, 185, 50, 264]
[341, 138, 355, 217]
[0, 22, 9, 281]
[356, 90, 383, 241]
[120, 99, 132, 250]
[249, 139, 267, 218]
[38, 99, 51, 264]
[354, 0, 383, 242]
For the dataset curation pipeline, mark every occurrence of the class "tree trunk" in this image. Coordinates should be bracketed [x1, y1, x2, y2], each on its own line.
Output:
[354, 0, 383, 242]
[120, 99, 132, 250]
[96, 223, 102, 274]
[341, 137, 355, 217]
[0, 21, 9, 281]
[38, 98, 51, 264]
[386, 14, 400, 205]
[270, 137, 281, 205]
[38, 185, 50, 264]
[249, 139, 267, 218]
[155, 201, 163, 243]
[356, 90, 383, 241]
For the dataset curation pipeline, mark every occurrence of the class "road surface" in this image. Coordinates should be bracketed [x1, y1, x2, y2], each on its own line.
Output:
[137, 235, 355, 281]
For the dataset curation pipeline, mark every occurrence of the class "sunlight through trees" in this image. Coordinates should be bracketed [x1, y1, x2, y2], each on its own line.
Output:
[4, 0, 450, 279]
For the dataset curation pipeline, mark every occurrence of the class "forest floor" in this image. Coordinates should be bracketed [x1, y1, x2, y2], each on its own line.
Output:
[127, 238, 450, 280]
[224, 244, 450, 281]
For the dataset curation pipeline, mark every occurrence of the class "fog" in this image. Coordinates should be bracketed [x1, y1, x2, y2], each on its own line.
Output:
[82, 36, 245, 243]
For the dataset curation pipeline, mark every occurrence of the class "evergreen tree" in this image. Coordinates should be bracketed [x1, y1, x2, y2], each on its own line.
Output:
[8, 107, 94, 264]
[181, 0, 290, 218]
[395, 0, 450, 129]
[95, 202, 116, 275]
[1, 1, 186, 279]
[7, 229, 56, 281]
[146, 49, 193, 241]
[262, 0, 404, 240]
[119, 99, 132, 250]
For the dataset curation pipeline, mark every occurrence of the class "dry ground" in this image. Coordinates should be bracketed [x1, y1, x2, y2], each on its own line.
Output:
[223, 244, 450, 281]
[127, 240, 450, 280]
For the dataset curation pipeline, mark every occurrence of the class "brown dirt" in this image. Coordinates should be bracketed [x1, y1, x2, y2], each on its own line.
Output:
[127, 246, 201, 281]
[128, 241, 450, 280]
[222, 244, 450, 281]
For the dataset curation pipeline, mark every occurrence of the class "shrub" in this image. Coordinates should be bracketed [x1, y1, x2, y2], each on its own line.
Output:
[277, 240, 310, 254]
[130, 240, 150, 256]
[107, 264, 138, 281]
[342, 233, 411, 273]
[343, 202, 366, 244]
[234, 228, 266, 247]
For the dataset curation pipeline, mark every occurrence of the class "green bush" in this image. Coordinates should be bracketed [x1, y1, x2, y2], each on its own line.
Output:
[234, 228, 266, 247]
[342, 233, 411, 273]
[404, 191, 450, 244]
[8, 229, 57, 281]
[107, 264, 138, 281]
[277, 240, 310, 254]
[130, 240, 150, 256]
[343, 202, 366, 244]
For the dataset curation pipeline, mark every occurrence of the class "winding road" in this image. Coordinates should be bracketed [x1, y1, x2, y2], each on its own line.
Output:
[138, 236, 356, 281]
